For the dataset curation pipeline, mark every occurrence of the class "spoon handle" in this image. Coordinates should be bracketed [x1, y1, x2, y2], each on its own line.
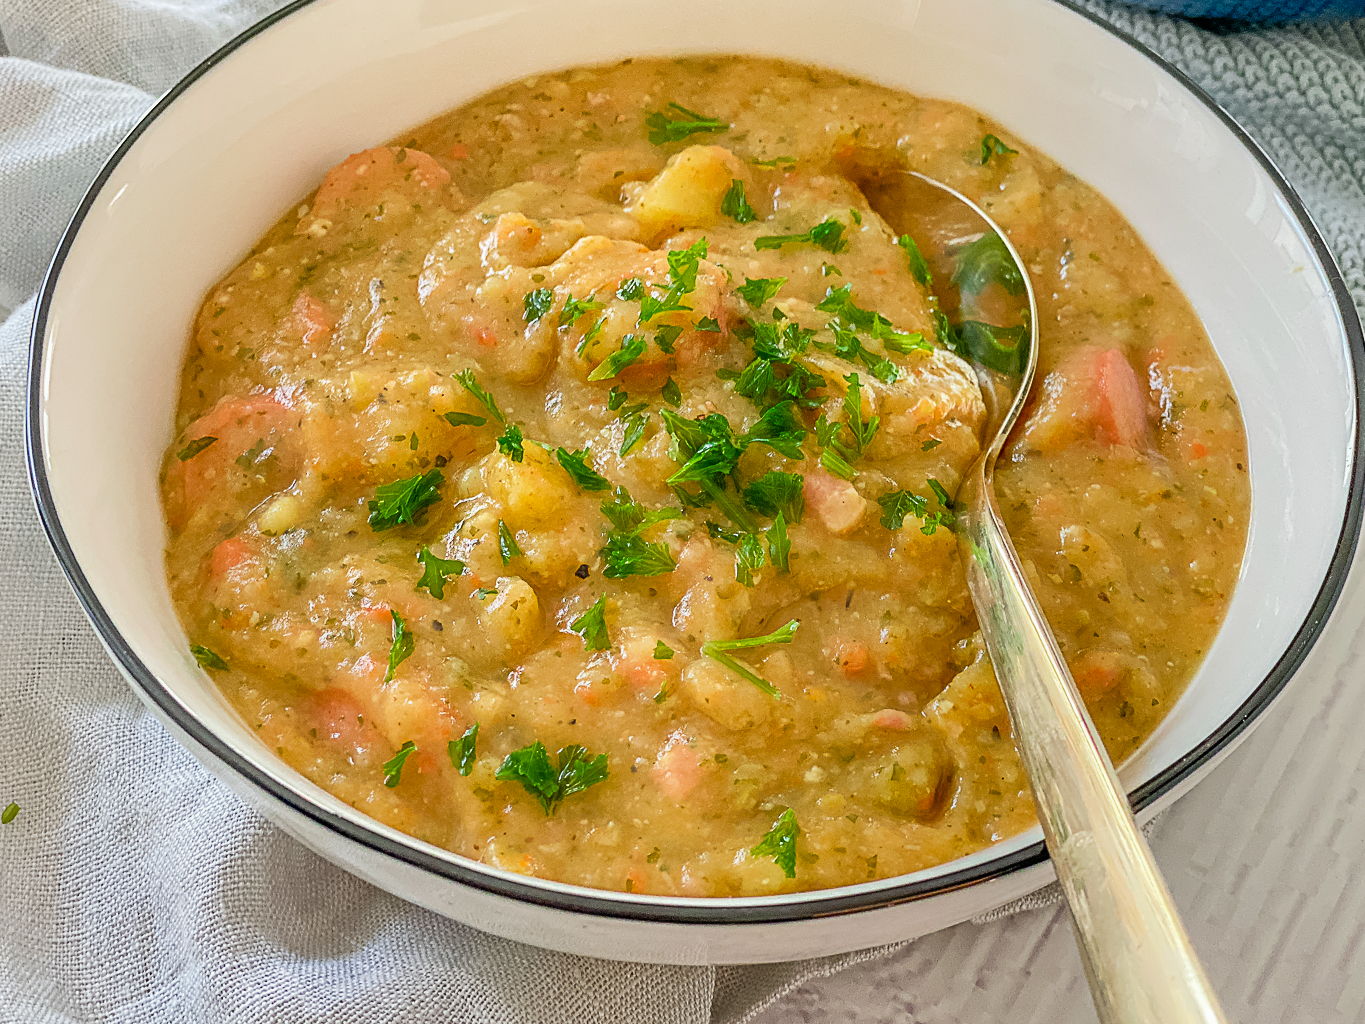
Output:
[960, 471, 1229, 1024]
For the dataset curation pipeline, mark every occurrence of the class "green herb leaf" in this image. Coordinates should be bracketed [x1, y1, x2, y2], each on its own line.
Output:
[454, 370, 506, 424]
[473, 587, 498, 599]
[654, 641, 675, 660]
[751, 155, 796, 168]
[523, 287, 554, 324]
[849, 207, 862, 225]
[496, 423, 525, 462]
[191, 643, 228, 672]
[587, 334, 646, 381]
[896, 233, 932, 287]
[386, 610, 414, 683]
[921, 437, 942, 452]
[741, 399, 807, 460]
[560, 293, 603, 328]
[951, 232, 1024, 298]
[617, 277, 645, 301]
[0, 802, 17, 825]
[877, 489, 929, 531]
[661, 410, 757, 533]
[721, 178, 756, 223]
[755, 217, 847, 254]
[646, 102, 728, 146]
[707, 520, 742, 544]
[743, 471, 805, 523]
[496, 741, 610, 815]
[607, 386, 629, 411]
[599, 488, 680, 579]
[382, 740, 417, 787]
[444, 411, 487, 428]
[840, 373, 880, 456]
[570, 594, 611, 651]
[735, 276, 786, 308]
[654, 324, 682, 354]
[816, 284, 930, 355]
[980, 133, 1018, 165]
[448, 722, 478, 776]
[953, 320, 1029, 375]
[751, 808, 800, 878]
[767, 512, 791, 572]
[701, 619, 799, 697]
[619, 408, 649, 457]
[819, 446, 855, 480]
[417, 547, 465, 599]
[555, 446, 612, 491]
[661, 377, 683, 407]
[176, 436, 217, 461]
[498, 520, 523, 565]
[235, 438, 271, 470]
[368, 469, 445, 531]
[577, 316, 607, 355]
[735, 531, 766, 587]
[695, 316, 721, 332]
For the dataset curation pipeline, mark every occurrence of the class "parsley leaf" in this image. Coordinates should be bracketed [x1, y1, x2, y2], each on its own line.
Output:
[617, 277, 644, 301]
[0, 802, 17, 825]
[661, 377, 683, 407]
[569, 594, 611, 651]
[496, 741, 609, 815]
[620, 407, 649, 457]
[444, 411, 487, 427]
[840, 373, 880, 455]
[587, 334, 646, 381]
[735, 276, 786, 308]
[701, 619, 800, 696]
[735, 532, 766, 587]
[176, 436, 217, 461]
[695, 316, 721, 332]
[742, 471, 805, 523]
[816, 284, 930, 355]
[416, 547, 465, 599]
[654, 324, 682, 354]
[952, 231, 1024, 298]
[599, 488, 680, 579]
[559, 293, 603, 328]
[368, 469, 444, 531]
[721, 179, 756, 223]
[980, 133, 1018, 165]
[386, 610, 414, 682]
[741, 399, 806, 460]
[496, 423, 525, 462]
[555, 446, 612, 491]
[654, 641, 675, 660]
[952, 320, 1029, 375]
[751, 808, 800, 878]
[921, 437, 942, 452]
[191, 643, 228, 672]
[498, 520, 522, 565]
[755, 218, 847, 254]
[767, 512, 791, 572]
[454, 370, 506, 424]
[382, 740, 416, 787]
[607, 386, 629, 411]
[523, 287, 554, 324]
[819, 445, 855, 481]
[661, 410, 758, 533]
[877, 489, 929, 531]
[751, 155, 796, 168]
[448, 722, 478, 776]
[646, 102, 728, 146]
[896, 233, 932, 287]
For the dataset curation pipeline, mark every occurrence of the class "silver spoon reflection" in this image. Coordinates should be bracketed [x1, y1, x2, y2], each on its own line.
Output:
[865, 170, 1229, 1024]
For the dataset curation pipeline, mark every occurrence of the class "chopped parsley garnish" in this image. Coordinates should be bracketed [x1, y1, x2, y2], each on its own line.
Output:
[587, 334, 646, 381]
[235, 438, 271, 470]
[473, 587, 498, 599]
[661, 377, 683, 407]
[751, 808, 800, 878]
[646, 102, 728, 146]
[742, 400, 807, 459]
[742, 471, 805, 523]
[980, 133, 1018, 165]
[382, 740, 416, 787]
[849, 207, 862, 225]
[636, 238, 708, 325]
[707, 520, 742, 544]
[0, 802, 17, 825]
[654, 324, 682, 354]
[751, 155, 796, 168]
[814, 373, 879, 477]
[952, 232, 1024, 298]
[877, 479, 957, 534]
[620, 407, 649, 456]
[767, 512, 791, 572]
[448, 722, 478, 776]
[816, 284, 930, 357]
[416, 547, 465, 599]
[951, 320, 1029, 375]
[368, 469, 444, 531]
[522, 287, 554, 324]
[495, 741, 610, 815]
[821, 264, 842, 277]
[191, 643, 228, 672]
[599, 488, 680, 579]
[735, 531, 766, 587]
[701, 618, 799, 696]
[607, 386, 629, 411]
[819, 447, 855, 480]
[497, 520, 522, 565]
[577, 317, 607, 355]
[559, 293, 603, 328]
[555, 446, 612, 491]
[444, 411, 487, 428]
[454, 370, 506, 424]
[735, 276, 786, 308]
[921, 437, 942, 452]
[755, 217, 847, 254]
[731, 319, 824, 411]
[496, 422, 525, 462]
[385, 610, 414, 682]
[721, 179, 756, 223]
[695, 316, 721, 332]
[176, 436, 217, 461]
[654, 641, 674, 660]
[617, 277, 644, 301]
[896, 233, 932, 287]
[661, 410, 757, 533]
[569, 594, 611, 651]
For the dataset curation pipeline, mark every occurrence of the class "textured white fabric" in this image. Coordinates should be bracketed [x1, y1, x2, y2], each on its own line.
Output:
[0, 3, 1361, 1023]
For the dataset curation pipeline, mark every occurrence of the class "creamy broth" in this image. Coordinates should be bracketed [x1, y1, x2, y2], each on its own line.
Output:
[162, 57, 1248, 896]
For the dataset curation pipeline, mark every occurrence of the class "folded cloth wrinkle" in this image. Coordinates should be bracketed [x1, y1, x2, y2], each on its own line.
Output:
[0, 2, 1362, 1023]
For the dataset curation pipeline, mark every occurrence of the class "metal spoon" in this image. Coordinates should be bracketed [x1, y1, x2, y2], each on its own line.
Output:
[864, 170, 1229, 1024]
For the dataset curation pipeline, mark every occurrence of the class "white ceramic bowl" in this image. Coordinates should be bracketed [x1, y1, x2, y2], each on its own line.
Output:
[27, 0, 1364, 965]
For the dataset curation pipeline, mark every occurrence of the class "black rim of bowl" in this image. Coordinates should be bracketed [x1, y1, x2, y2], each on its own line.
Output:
[25, 0, 1365, 926]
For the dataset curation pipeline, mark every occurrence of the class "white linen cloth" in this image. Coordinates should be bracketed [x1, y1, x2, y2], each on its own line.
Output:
[0, 3, 1361, 1022]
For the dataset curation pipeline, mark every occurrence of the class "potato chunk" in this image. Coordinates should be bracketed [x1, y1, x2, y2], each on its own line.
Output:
[625, 145, 750, 240]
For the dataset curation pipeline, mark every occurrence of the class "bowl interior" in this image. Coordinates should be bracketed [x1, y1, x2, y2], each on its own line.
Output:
[31, 0, 1358, 910]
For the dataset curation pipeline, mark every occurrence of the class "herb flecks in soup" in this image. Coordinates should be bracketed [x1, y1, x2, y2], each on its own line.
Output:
[162, 58, 1248, 896]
